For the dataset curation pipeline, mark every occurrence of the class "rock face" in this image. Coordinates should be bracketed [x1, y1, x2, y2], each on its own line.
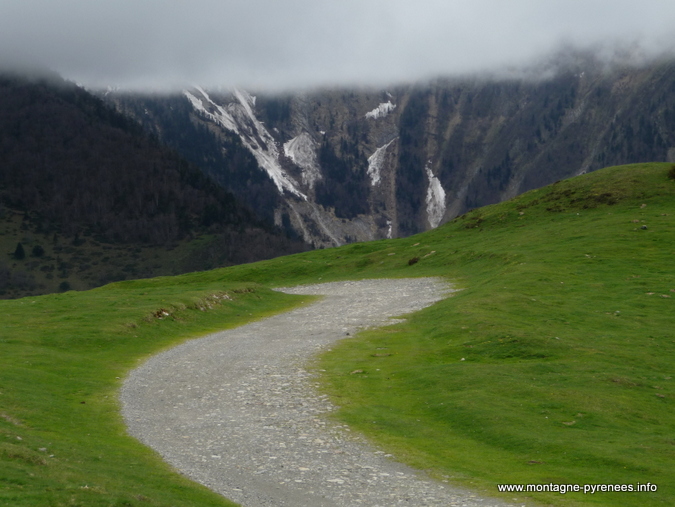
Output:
[108, 56, 675, 247]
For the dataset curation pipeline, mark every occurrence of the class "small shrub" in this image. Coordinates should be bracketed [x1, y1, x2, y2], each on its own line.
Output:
[464, 216, 484, 229]
[31, 245, 45, 257]
[408, 256, 420, 266]
[13, 243, 25, 260]
[58, 281, 71, 292]
[668, 164, 675, 180]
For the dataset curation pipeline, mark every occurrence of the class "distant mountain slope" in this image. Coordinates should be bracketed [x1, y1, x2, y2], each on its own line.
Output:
[106, 91, 286, 234]
[0, 72, 307, 298]
[108, 55, 675, 247]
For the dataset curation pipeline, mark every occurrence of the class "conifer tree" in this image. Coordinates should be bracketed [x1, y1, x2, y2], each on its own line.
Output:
[13, 243, 25, 260]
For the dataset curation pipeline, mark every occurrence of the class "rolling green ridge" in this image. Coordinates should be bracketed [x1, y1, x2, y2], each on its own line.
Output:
[1, 162, 673, 506]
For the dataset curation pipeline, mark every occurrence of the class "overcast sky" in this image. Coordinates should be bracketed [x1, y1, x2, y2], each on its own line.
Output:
[1, 0, 675, 91]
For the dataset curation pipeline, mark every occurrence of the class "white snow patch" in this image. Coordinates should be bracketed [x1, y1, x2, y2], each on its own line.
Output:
[233, 88, 256, 118]
[386, 220, 393, 239]
[183, 90, 204, 112]
[185, 87, 238, 131]
[283, 132, 321, 189]
[365, 101, 396, 120]
[366, 138, 396, 186]
[184, 87, 306, 200]
[425, 164, 446, 229]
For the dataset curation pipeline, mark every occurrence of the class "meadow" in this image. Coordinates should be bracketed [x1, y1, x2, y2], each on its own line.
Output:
[1, 162, 673, 506]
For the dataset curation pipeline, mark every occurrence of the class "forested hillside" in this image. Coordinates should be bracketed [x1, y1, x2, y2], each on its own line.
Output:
[106, 93, 287, 231]
[0, 72, 307, 298]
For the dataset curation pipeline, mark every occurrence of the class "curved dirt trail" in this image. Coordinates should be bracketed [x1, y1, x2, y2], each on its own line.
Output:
[121, 278, 513, 507]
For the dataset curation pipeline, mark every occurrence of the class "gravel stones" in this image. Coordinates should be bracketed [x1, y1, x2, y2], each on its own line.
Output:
[121, 278, 514, 506]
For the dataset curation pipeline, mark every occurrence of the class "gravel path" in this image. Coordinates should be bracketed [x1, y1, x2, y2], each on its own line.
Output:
[121, 278, 516, 507]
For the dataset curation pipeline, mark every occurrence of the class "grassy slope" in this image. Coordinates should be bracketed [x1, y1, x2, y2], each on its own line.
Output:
[0, 162, 673, 506]
[315, 163, 675, 506]
[0, 277, 312, 507]
[0, 208, 207, 296]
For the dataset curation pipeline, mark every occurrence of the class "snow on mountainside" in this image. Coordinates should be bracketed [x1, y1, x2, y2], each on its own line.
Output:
[283, 132, 321, 189]
[180, 87, 393, 247]
[109, 56, 675, 249]
[365, 101, 396, 119]
[367, 138, 397, 186]
[184, 87, 306, 200]
[425, 164, 446, 229]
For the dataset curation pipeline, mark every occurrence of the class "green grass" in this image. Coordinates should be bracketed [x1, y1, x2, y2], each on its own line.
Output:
[1, 162, 674, 506]
[0, 206, 245, 298]
[314, 163, 675, 506]
[0, 276, 311, 506]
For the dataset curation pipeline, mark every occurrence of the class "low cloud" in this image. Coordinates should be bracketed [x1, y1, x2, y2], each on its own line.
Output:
[1, 0, 674, 91]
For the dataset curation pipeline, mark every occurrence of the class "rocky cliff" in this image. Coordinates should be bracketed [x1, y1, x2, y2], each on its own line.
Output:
[108, 56, 675, 247]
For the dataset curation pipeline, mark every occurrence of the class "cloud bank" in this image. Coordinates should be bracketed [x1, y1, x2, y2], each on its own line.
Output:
[1, 0, 674, 91]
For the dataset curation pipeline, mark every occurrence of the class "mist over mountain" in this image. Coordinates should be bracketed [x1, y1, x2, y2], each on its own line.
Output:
[2, 1, 674, 92]
[106, 54, 675, 247]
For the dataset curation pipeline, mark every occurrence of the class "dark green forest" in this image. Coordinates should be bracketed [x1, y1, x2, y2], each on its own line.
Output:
[0, 73, 307, 298]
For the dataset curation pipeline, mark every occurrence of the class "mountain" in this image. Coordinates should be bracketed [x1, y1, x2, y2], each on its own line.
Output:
[0, 72, 307, 298]
[107, 55, 675, 247]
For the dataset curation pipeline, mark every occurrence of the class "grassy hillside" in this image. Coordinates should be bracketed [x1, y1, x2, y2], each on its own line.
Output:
[0, 162, 673, 506]
[314, 162, 675, 506]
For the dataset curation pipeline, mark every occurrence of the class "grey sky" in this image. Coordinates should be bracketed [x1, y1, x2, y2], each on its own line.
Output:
[1, 0, 674, 91]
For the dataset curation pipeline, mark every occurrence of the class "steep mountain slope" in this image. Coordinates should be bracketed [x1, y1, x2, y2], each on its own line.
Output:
[0, 72, 306, 298]
[108, 56, 675, 247]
